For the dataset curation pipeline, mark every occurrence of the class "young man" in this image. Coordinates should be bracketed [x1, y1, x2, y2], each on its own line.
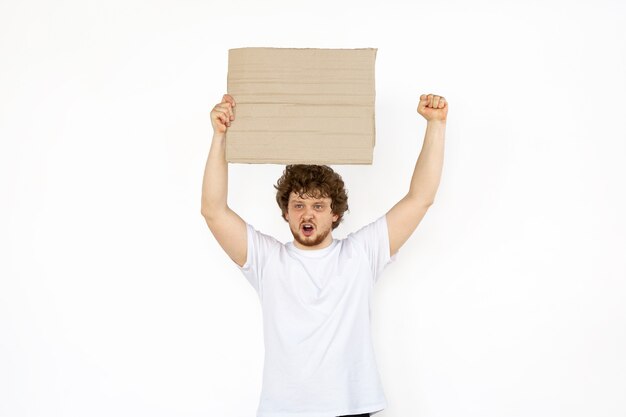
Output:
[201, 93, 447, 417]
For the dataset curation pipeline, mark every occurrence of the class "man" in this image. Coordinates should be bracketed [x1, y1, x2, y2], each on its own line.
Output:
[201, 93, 447, 417]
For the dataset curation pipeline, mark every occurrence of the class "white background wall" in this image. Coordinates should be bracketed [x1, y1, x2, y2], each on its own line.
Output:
[1, 0, 625, 416]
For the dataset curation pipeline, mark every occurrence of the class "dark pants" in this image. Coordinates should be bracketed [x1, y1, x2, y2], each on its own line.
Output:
[338, 414, 370, 417]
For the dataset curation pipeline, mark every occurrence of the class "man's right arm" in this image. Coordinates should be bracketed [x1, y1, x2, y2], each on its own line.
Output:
[201, 95, 248, 267]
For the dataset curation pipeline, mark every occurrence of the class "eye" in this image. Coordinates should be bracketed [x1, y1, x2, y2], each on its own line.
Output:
[314, 204, 323, 210]
[294, 204, 303, 209]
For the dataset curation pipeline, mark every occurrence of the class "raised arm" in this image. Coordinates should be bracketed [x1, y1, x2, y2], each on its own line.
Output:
[201, 94, 248, 267]
[386, 93, 448, 256]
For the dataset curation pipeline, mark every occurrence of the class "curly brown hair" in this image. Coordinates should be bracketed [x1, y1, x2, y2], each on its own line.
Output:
[274, 165, 349, 230]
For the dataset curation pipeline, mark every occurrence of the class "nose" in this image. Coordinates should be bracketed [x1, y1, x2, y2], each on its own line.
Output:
[302, 207, 315, 220]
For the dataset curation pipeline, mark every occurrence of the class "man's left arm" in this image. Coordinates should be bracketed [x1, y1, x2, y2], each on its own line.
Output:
[386, 93, 448, 256]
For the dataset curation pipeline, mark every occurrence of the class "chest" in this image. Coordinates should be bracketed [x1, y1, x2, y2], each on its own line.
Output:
[260, 247, 373, 309]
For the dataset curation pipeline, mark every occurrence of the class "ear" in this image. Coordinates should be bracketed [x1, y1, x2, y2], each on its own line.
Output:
[332, 213, 339, 222]
[283, 210, 289, 222]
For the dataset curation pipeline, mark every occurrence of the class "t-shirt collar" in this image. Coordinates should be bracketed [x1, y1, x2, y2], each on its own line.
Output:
[286, 239, 338, 258]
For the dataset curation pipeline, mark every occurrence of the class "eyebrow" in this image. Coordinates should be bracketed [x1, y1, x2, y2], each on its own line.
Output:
[291, 200, 326, 204]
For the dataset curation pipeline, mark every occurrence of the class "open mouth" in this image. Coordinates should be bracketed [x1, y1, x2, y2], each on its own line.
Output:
[301, 224, 315, 237]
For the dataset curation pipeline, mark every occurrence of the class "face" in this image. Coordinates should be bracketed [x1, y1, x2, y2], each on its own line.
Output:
[284, 191, 339, 250]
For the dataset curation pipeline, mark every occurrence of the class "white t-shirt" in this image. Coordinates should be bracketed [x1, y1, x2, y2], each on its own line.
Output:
[239, 215, 396, 417]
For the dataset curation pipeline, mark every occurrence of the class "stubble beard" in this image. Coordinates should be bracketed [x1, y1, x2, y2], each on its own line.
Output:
[291, 225, 331, 248]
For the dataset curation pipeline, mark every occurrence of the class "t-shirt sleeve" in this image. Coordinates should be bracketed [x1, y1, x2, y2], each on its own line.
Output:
[347, 214, 398, 284]
[237, 223, 281, 297]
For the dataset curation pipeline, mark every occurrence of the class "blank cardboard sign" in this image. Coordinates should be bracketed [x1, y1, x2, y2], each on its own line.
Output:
[226, 47, 377, 164]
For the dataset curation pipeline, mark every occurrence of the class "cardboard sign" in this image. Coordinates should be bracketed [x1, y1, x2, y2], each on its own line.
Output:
[226, 47, 377, 164]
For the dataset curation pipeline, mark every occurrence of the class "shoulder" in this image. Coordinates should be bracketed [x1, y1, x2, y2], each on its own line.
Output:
[246, 223, 284, 250]
[339, 215, 395, 282]
[346, 215, 388, 243]
[240, 223, 285, 272]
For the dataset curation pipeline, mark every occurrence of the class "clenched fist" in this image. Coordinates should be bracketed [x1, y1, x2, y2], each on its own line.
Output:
[417, 94, 447, 122]
[211, 94, 236, 135]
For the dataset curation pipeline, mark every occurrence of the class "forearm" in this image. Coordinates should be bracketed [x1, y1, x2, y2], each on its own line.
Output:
[406, 120, 446, 205]
[201, 133, 229, 215]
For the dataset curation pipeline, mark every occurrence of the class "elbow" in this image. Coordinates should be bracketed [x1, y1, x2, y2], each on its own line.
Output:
[417, 193, 435, 208]
[405, 193, 435, 208]
[200, 202, 215, 219]
[201, 207, 216, 221]
[201, 203, 228, 222]
[201, 209, 219, 230]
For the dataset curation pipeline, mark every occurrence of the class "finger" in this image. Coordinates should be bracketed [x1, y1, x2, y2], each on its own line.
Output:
[438, 97, 446, 108]
[216, 112, 227, 125]
[219, 110, 232, 126]
[214, 114, 226, 126]
[427, 94, 433, 107]
[215, 103, 234, 119]
[218, 108, 232, 126]
[216, 102, 233, 111]
[213, 109, 229, 125]
[222, 94, 236, 107]
[432, 96, 441, 108]
[419, 94, 430, 111]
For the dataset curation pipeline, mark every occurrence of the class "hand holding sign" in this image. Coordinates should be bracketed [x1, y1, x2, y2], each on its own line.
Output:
[210, 94, 236, 135]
